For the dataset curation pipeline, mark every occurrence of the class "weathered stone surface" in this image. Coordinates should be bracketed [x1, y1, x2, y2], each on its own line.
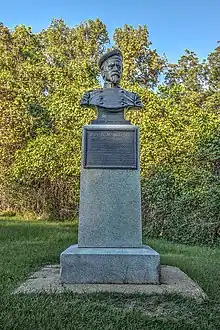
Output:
[60, 244, 160, 284]
[78, 125, 142, 248]
[13, 265, 207, 301]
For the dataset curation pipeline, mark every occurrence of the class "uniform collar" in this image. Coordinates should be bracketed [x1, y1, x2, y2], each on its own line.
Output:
[103, 82, 121, 89]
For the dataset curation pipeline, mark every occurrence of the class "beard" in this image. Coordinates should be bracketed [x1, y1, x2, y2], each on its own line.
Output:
[110, 73, 120, 84]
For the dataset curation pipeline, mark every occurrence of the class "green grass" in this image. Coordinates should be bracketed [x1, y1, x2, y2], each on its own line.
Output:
[0, 217, 220, 330]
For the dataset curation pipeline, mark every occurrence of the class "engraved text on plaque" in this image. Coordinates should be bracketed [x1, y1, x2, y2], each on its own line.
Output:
[84, 127, 137, 169]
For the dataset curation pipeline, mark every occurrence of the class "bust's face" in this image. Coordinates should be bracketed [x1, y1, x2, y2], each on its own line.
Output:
[102, 55, 122, 85]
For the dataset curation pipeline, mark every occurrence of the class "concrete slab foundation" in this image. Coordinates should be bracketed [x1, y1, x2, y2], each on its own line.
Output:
[13, 265, 207, 301]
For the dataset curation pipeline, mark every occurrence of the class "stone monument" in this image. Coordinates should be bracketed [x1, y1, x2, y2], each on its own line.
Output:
[60, 49, 160, 284]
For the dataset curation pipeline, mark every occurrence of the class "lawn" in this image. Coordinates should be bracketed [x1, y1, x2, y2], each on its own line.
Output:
[0, 217, 219, 330]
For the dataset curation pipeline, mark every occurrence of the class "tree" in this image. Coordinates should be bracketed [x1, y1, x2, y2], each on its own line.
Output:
[113, 25, 165, 88]
[205, 42, 220, 93]
[0, 20, 219, 245]
[0, 19, 109, 217]
[164, 49, 206, 92]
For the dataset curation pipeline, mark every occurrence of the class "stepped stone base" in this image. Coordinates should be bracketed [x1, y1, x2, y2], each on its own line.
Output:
[60, 244, 160, 284]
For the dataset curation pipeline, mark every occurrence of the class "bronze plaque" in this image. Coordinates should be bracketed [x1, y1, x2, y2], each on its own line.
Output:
[84, 127, 137, 169]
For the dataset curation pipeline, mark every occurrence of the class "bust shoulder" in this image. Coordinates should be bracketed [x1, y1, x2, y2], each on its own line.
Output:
[120, 89, 142, 109]
[80, 87, 142, 110]
[80, 89, 101, 107]
[132, 92, 142, 108]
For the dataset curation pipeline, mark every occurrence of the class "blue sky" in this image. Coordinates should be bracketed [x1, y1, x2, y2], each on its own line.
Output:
[1, 0, 219, 62]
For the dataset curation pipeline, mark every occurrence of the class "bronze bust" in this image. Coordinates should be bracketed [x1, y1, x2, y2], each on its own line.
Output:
[80, 49, 142, 124]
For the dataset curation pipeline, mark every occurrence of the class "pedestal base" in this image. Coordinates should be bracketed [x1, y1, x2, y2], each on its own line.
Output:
[78, 125, 142, 248]
[60, 244, 160, 284]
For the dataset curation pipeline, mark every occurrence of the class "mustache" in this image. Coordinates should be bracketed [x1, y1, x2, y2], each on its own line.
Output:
[110, 71, 120, 76]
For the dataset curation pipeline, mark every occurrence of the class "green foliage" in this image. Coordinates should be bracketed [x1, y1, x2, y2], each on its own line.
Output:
[0, 19, 105, 218]
[113, 24, 165, 88]
[0, 20, 219, 245]
[164, 50, 205, 92]
[142, 167, 220, 246]
[206, 42, 220, 92]
[138, 84, 220, 245]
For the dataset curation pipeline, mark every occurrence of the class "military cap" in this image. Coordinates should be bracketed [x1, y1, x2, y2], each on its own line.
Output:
[98, 49, 123, 69]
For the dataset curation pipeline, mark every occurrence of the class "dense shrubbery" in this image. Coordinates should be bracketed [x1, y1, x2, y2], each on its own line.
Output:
[0, 20, 219, 245]
[141, 167, 220, 246]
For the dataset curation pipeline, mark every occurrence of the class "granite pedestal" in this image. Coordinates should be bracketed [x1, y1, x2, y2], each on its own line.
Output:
[60, 245, 160, 284]
[60, 125, 160, 284]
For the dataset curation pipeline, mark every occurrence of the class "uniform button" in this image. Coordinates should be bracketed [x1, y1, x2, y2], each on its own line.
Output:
[120, 89, 124, 93]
